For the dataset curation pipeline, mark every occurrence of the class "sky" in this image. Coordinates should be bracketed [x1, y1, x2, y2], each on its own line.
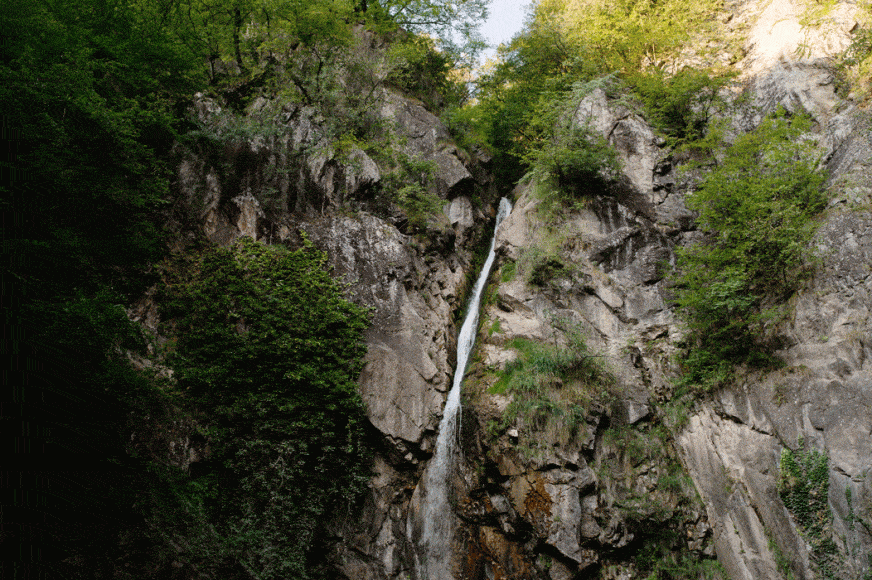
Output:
[478, 0, 532, 62]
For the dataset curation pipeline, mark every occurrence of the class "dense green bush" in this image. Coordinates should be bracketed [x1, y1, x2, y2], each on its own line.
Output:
[159, 237, 371, 579]
[373, 153, 446, 233]
[527, 123, 622, 195]
[386, 34, 464, 111]
[537, 0, 721, 75]
[672, 112, 826, 390]
[2, 1, 201, 574]
[518, 77, 623, 209]
[627, 68, 735, 147]
[0, 1, 491, 576]
[515, 244, 568, 286]
[1, 0, 200, 301]
[469, 14, 598, 189]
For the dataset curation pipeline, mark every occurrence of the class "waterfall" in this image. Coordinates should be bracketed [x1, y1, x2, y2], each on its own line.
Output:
[408, 197, 513, 580]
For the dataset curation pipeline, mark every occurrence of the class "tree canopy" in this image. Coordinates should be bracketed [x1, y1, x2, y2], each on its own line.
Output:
[2, 0, 487, 577]
[536, 0, 719, 73]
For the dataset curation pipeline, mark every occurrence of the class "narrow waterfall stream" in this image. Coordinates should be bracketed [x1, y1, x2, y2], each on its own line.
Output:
[408, 197, 513, 580]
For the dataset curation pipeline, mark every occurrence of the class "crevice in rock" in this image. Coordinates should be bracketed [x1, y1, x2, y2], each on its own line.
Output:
[714, 406, 774, 436]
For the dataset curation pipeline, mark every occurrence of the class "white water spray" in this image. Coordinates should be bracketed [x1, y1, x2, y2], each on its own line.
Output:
[408, 197, 512, 580]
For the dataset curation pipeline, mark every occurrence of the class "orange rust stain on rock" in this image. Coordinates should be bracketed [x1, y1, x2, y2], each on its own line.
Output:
[462, 526, 535, 580]
[462, 527, 498, 580]
[523, 473, 552, 526]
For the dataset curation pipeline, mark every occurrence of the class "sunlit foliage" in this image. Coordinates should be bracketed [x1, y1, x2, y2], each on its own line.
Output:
[672, 113, 826, 390]
[536, 0, 720, 73]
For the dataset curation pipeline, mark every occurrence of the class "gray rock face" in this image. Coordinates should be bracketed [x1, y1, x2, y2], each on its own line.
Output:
[301, 213, 462, 445]
[449, 80, 711, 578]
[164, 5, 872, 577]
[380, 90, 474, 199]
[574, 87, 662, 203]
[459, 28, 872, 577]
[673, 16, 872, 579]
[173, 84, 493, 454]
[168, 85, 502, 580]
[543, 466, 598, 563]
[174, 89, 478, 250]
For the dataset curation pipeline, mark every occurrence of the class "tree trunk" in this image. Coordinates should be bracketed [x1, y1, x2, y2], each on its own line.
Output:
[233, 6, 247, 74]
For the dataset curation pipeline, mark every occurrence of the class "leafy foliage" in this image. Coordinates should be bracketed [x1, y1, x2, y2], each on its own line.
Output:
[2, 2, 201, 574]
[527, 121, 621, 198]
[536, 0, 720, 74]
[516, 76, 623, 210]
[834, 23, 872, 101]
[3, 0, 483, 576]
[1, 0, 199, 300]
[464, 0, 728, 189]
[386, 34, 463, 111]
[367, 0, 488, 67]
[524, 253, 567, 287]
[471, 13, 596, 188]
[627, 68, 736, 147]
[779, 441, 840, 579]
[374, 153, 447, 234]
[672, 112, 827, 390]
[159, 237, 371, 579]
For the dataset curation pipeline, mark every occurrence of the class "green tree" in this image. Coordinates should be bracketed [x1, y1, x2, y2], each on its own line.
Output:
[536, 0, 720, 73]
[672, 113, 826, 389]
[471, 12, 590, 187]
[366, 0, 488, 65]
[1, 0, 201, 298]
[2, 1, 206, 574]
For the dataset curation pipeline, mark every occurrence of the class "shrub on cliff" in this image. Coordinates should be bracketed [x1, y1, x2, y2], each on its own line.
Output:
[672, 112, 826, 390]
[627, 68, 736, 147]
[523, 77, 623, 204]
[492, 324, 616, 453]
[159, 236, 372, 579]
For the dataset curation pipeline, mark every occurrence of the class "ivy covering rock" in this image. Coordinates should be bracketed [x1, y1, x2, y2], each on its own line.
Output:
[157, 237, 372, 579]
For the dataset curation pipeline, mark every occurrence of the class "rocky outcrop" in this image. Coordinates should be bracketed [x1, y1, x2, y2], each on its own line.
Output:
[679, 3, 872, 578]
[173, 86, 488, 247]
[171, 84, 496, 456]
[446, 4, 872, 576]
[380, 90, 475, 199]
[450, 92, 706, 577]
[162, 79, 502, 579]
[155, 2, 872, 578]
[299, 211, 481, 450]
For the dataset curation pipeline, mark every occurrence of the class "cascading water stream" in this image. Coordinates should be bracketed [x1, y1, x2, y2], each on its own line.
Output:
[408, 197, 512, 580]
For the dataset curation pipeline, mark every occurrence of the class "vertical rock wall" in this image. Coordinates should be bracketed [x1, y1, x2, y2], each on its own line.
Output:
[159, 3, 872, 578]
[437, 3, 872, 576]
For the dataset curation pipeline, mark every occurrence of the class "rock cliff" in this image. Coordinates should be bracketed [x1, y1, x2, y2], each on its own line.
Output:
[445, 1, 872, 579]
[154, 2, 872, 578]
